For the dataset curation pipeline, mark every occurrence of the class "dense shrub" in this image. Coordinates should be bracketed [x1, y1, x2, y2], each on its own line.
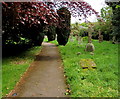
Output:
[92, 21, 112, 41]
[105, 2, 120, 42]
[56, 7, 71, 45]
[112, 4, 120, 42]
[79, 28, 88, 37]
[46, 26, 56, 41]
[71, 23, 88, 37]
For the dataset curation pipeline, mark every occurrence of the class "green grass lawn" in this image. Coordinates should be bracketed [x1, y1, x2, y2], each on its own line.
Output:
[2, 37, 118, 97]
[2, 46, 41, 97]
[57, 38, 118, 97]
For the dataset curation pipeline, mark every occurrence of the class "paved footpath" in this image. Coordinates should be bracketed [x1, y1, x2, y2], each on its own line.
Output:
[8, 42, 67, 97]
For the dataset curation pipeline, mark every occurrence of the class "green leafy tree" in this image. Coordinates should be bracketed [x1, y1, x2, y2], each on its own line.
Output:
[91, 6, 113, 41]
[105, 1, 120, 42]
[71, 22, 81, 36]
[112, 4, 120, 42]
[101, 6, 113, 22]
[71, 22, 88, 37]
[2, 1, 99, 47]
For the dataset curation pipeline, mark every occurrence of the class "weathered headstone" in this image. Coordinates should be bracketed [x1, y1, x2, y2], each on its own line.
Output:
[88, 26, 93, 43]
[78, 36, 83, 45]
[70, 32, 74, 42]
[112, 35, 116, 44]
[76, 35, 79, 41]
[85, 24, 95, 52]
[98, 29, 103, 43]
[98, 35, 103, 43]
[85, 43, 95, 52]
[70, 36, 74, 42]
[80, 59, 97, 69]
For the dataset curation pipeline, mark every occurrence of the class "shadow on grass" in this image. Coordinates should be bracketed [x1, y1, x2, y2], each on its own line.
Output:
[2, 44, 33, 58]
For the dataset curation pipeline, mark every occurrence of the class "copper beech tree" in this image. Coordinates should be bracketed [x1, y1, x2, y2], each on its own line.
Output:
[2, 0, 99, 46]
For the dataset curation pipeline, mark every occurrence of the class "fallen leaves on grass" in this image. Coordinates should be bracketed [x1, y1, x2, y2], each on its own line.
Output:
[11, 60, 27, 65]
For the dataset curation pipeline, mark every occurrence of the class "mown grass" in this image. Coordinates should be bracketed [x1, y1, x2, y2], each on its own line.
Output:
[50, 37, 118, 97]
[2, 46, 41, 97]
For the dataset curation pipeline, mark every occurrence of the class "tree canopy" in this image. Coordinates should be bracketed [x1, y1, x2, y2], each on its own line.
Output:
[105, 1, 120, 42]
[2, 1, 99, 46]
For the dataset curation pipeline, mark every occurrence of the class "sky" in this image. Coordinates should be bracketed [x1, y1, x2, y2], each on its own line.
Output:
[71, 0, 108, 23]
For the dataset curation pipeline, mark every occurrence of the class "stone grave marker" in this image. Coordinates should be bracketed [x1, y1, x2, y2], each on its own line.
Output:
[98, 29, 103, 43]
[80, 59, 97, 70]
[78, 36, 83, 45]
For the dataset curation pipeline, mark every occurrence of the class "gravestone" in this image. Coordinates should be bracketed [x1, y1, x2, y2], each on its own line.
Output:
[78, 36, 83, 45]
[70, 32, 74, 42]
[112, 35, 116, 44]
[70, 36, 74, 42]
[85, 43, 95, 52]
[88, 26, 93, 43]
[80, 59, 97, 69]
[98, 29, 103, 43]
[85, 24, 95, 52]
